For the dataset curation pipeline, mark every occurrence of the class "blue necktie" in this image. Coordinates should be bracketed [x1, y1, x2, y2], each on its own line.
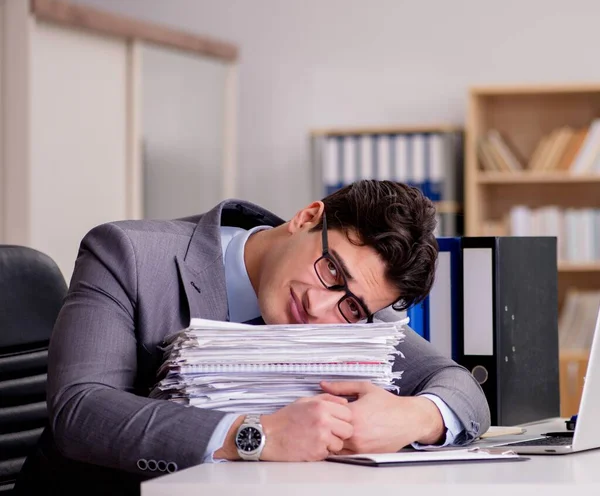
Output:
[243, 316, 265, 325]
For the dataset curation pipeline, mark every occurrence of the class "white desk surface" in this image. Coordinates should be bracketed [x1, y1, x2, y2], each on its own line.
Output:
[142, 418, 600, 496]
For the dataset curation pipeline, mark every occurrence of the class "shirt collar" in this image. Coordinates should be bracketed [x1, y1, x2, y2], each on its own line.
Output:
[221, 225, 272, 323]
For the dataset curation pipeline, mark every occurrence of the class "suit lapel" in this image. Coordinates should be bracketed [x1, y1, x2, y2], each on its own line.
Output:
[175, 255, 227, 321]
[175, 200, 285, 321]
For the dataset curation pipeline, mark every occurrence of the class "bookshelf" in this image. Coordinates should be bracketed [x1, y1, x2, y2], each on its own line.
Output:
[310, 124, 465, 237]
[465, 83, 600, 305]
[465, 83, 600, 416]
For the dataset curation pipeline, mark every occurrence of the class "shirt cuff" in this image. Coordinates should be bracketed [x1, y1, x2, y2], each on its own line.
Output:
[203, 413, 239, 463]
[411, 394, 465, 449]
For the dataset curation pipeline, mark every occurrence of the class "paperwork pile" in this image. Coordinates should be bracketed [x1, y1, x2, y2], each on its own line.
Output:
[150, 318, 406, 414]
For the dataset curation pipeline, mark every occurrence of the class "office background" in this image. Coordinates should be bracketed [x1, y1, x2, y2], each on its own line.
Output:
[1, 0, 600, 418]
[71, 0, 600, 218]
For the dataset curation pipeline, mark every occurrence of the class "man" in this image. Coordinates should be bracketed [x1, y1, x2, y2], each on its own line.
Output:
[17, 180, 490, 494]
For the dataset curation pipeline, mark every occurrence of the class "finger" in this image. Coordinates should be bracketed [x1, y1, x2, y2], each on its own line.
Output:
[320, 400, 353, 423]
[320, 380, 372, 397]
[327, 436, 344, 454]
[329, 416, 354, 440]
[313, 393, 348, 405]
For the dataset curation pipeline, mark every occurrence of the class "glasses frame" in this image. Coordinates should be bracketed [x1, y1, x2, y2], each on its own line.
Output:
[313, 212, 373, 324]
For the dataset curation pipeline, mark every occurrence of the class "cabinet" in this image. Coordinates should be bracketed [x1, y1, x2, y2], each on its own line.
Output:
[0, 0, 238, 281]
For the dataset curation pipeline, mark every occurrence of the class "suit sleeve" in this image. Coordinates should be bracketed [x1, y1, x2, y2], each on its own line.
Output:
[47, 223, 228, 476]
[392, 326, 491, 444]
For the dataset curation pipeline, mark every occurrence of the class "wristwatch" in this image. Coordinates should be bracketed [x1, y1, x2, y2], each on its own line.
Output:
[235, 414, 266, 461]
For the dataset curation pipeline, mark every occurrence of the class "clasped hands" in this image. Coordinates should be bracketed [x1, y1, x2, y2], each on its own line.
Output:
[258, 381, 445, 462]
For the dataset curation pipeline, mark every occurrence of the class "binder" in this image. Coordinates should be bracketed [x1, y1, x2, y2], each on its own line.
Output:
[359, 135, 374, 180]
[422, 133, 432, 199]
[427, 237, 461, 360]
[428, 133, 444, 202]
[376, 135, 392, 181]
[393, 134, 408, 184]
[407, 238, 460, 358]
[459, 236, 559, 426]
[342, 136, 357, 186]
[324, 136, 343, 195]
[411, 134, 427, 194]
[407, 300, 426, 339]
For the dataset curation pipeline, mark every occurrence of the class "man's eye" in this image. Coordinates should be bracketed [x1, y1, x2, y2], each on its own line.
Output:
[347, 299, 360, 317]
[327, 260, 338, 277]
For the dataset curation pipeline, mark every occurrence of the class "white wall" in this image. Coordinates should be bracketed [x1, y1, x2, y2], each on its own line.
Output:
[73, 0, 600, 219]
[30, 21, 129, 279]
[141, 43, 228, 219]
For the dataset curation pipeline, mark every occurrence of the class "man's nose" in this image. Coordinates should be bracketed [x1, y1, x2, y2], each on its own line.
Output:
[305, 286, 343, 318]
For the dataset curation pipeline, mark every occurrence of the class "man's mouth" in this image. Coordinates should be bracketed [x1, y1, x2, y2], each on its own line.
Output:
[290, 289, 308, 324]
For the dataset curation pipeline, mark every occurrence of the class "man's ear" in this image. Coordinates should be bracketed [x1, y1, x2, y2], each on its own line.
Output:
[287, 201, 325, 234]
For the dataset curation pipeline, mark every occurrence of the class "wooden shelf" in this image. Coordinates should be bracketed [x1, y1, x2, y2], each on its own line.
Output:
[558, 262, 600, 272]
[470, 83, 600, 96]
[434, 201, 461, 214]
[310, 124, 462, 137]
[477, 172, 600, 184]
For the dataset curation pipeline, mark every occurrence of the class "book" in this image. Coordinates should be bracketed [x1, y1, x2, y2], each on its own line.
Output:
[557, 128, 588, 171]
[487, 130, 524, 171]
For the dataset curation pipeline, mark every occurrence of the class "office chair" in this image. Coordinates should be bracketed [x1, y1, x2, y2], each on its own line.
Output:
[0, 246, 67, 493]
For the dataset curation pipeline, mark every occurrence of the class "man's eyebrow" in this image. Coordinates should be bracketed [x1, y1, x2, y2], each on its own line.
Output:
[331, 249, 373, 315]
[331, 249, 354, 282]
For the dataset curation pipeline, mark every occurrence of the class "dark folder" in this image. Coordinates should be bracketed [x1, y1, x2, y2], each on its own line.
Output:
[458, 236, 559, 426]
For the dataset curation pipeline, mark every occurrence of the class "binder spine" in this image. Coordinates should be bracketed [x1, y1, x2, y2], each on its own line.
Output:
[427, 237, 461, 360]
[459, 237, 498, 424]
[407, 301, 426, 338]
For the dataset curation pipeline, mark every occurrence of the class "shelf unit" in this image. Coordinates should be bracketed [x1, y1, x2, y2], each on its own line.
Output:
[465, 83, 600, 416]
[465, 83, 600, 307]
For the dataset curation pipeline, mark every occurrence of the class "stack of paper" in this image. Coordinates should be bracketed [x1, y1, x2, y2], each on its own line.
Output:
[150, 318, 407, 414]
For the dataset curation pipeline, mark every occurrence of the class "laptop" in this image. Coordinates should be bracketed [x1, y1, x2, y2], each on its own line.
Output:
[491, 306, 600, 455]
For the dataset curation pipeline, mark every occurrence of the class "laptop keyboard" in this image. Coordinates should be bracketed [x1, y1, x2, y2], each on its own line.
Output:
[502, 436, 573, 447]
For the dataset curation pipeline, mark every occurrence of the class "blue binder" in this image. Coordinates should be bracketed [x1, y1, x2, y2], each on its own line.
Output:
[428, 237, 461, 360]
[407, 237, 461, 360]
[407, 300, 427, 339]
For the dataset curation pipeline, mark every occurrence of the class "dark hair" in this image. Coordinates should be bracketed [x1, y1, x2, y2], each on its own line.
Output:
[311, 180, 438, 311]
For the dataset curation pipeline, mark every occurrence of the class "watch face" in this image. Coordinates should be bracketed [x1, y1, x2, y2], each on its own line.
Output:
[236, 426, 263, 453]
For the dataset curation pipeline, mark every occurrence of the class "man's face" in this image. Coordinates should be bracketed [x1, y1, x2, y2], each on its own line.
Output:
[256, 202, 399, 325]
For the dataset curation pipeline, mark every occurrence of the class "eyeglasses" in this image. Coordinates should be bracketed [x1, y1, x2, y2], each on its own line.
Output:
[313, 213, 373, 323]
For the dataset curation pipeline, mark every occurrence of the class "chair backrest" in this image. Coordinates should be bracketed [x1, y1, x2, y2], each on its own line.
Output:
[0, 246, 67, 493]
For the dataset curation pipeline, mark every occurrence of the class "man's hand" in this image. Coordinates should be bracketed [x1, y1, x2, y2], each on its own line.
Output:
[214, 394, 353, 462]
[320, 381, 445, 454]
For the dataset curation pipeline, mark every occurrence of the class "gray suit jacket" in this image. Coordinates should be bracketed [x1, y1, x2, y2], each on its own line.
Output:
[47, 199, 490, 477]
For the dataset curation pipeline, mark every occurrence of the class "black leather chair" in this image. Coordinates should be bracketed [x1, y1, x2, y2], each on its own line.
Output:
[0, 246, 67, 493]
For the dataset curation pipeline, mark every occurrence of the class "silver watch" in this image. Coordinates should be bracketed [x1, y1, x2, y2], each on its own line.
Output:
[234, 414, 266, 461]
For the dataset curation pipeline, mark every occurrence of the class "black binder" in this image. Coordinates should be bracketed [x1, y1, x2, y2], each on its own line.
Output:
[458, 236, 559, 426]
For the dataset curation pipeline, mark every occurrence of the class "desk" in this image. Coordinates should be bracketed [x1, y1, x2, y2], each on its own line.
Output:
[142, 419, 600, 496]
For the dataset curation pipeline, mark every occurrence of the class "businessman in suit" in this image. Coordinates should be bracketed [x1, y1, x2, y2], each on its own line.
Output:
[17, 180, 490, 494]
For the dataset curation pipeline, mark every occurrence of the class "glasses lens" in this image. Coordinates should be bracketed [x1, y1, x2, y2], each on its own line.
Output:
[339, 295, 368, 323]
[315, 256, 343, 288]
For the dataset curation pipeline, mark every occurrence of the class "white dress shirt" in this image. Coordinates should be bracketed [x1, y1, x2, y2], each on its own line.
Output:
[202, 225, 464, 462]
